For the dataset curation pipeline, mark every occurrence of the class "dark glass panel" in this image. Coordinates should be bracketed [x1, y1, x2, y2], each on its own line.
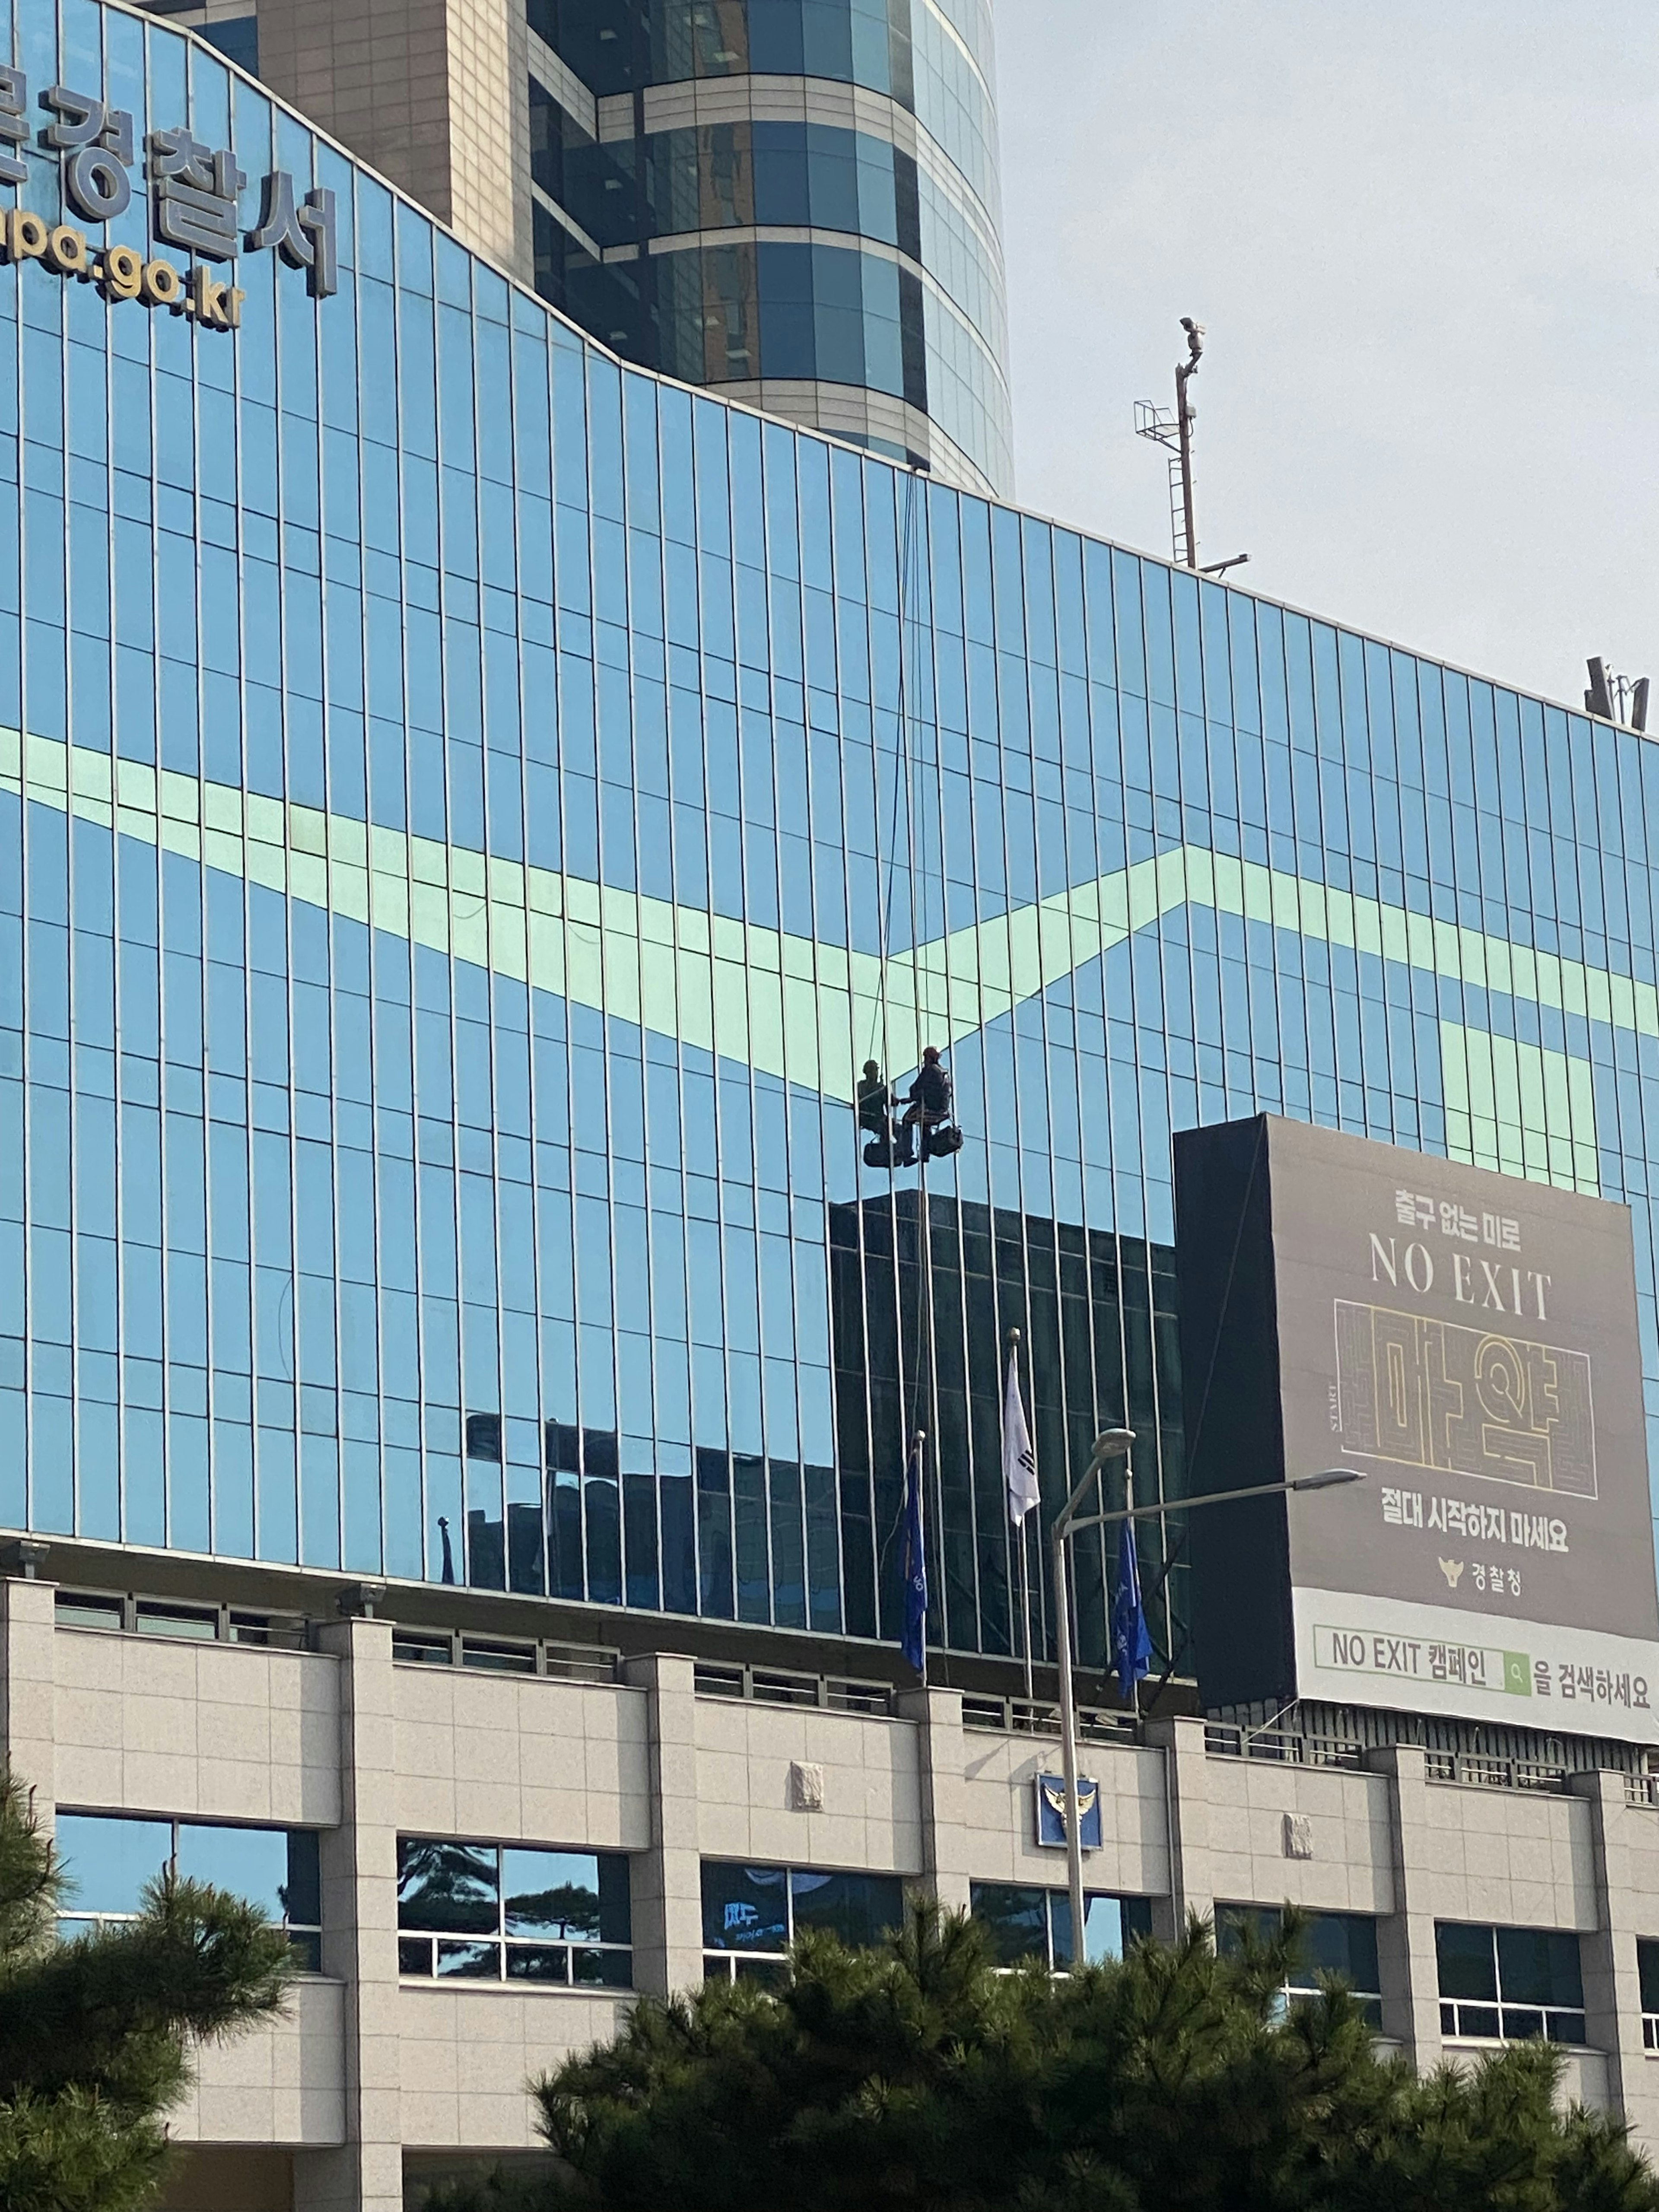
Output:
[574, 1945, 634, 1987]
[1495, 1926, 1582, 2010]
[788, 1868, 903, 1947]
[1435, 1923, 1497, 2003]
[283, 1830, 323, 1929]
[1297, 1911, 1380, 1996]
[970, 1881, 1048, 1967]
[506, 1944, 571, 1982]
[396, 1838, 499, 1935]
[731, 1955, 789, 1986]
[436, 1940, 499, 1977]
[702, 1861, 789, 1951]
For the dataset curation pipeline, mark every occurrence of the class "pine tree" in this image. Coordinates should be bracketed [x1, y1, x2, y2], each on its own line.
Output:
[423, 1904, 1659, 2212]
[0, 1767, 294, 2212]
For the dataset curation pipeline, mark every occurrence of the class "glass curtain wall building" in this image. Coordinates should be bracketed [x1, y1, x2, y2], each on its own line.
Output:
[3, 0, 1659, 1693]
[526, 0, 1011, 493]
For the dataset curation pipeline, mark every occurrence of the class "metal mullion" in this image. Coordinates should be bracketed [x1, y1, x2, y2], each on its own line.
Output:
[866, 604, 913, 1654]
[306, 229, 348, 1582]
[220, 108, 255, 1565]
[508, 311, 556, 1605]
[386, 252, 432, 1588]
[624, 454, 670, 1614]
[754, 429, 798, 1543]
[909, 480, 983, 1656]
[261, 146, 311, 1575]
[827, 469, 881, 1634]
[986, 745, 1052, 1664]
[350, 251, 395, 1580]
[1049, 792, 1106, 1671]
[467, 283, 513, 1585]
[180, 106, 217, 1557]
[296, 194, 343, 1575]
[963, 738, 1030, 1659]
[550, 763, 588, 1601]
[721, 428, 778, 1628]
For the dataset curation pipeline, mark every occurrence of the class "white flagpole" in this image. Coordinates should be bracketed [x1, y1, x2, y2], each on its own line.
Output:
[1006, 1327, 1036, 1703]
[1018, 1512, 1034, 1704]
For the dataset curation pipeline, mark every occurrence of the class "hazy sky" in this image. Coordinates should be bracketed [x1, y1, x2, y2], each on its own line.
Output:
[995, 2, 1657, 716]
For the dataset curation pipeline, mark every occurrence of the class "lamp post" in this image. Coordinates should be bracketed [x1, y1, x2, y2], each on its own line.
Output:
[1050, 1455, 1366, 1971]
[1051, 1428, 1134, 1962]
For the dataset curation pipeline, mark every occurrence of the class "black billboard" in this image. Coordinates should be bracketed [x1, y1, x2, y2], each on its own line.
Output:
[1178, 1116, 1659, 1738]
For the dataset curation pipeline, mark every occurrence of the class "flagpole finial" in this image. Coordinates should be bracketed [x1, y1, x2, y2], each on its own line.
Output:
[1005, 1325, 1020, 1348]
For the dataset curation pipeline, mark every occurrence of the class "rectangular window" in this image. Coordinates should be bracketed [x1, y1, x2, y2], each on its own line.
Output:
[396, 1837, 632, 1987]
[1638, 1939, 1659, 2050]
[1217, 1905, 1382, 2028]
[971, 1883, 1154, 1973]
[55, 1812, 323, 1971]
[701, 1860, 904, 1982]
[1436, 1922, 1585, 2044]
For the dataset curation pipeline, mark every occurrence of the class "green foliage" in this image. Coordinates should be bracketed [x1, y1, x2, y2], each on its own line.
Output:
[424, 1903, 1659, 2212]
[0, 1768, 294, 2212]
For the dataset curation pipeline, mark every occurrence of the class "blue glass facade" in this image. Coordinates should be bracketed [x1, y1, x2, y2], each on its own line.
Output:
[4, 0, 1659, 1684]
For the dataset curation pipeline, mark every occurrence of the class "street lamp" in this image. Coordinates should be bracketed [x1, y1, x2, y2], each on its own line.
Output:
[1050, 1428, 1134, 1964]
[1049, 1453, 1366, 1971]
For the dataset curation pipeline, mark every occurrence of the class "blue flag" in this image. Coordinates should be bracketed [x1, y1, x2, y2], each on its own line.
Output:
[900, 1434, 928, 1677]
[1111, 1516, 1153, 1701]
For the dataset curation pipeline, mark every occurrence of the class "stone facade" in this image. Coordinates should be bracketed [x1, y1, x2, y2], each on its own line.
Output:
[6, 1567, 1659, 2207]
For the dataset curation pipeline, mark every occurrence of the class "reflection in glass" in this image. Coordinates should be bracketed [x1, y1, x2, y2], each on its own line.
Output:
[789, 1868, 903, 1948]
[56, 1813, 323, 1968]
[396, 1838, 499, 1934]
[396, 1835, 633, 1986]
[506, 1943, 571, 1981]
[701, 1862, 790, 1953]
[177, 1821, 289, 1920]
[503, 1847, 602, 1939]
[701, 1859, 904, 1972]
[437, 1939, 499, 1977]
[1051, 1893, 1154, 1969]
[972, 1882, 1154, 1971]
[574, 1945, 634, 1988]
[56, 1813, 171, 1918]
[969, 1882, 1046, 1967]
[1436, 1921, 1583, 2044]
[1217, 1904, 1383, 2025]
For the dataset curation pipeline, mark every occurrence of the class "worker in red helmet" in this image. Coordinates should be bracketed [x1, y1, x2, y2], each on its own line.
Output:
[895, 1046, 952, 1166]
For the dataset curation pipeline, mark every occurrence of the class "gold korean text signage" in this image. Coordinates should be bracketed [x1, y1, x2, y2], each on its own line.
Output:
[0, 65, 335, 330]
[1177, 1115, 1659, 1738]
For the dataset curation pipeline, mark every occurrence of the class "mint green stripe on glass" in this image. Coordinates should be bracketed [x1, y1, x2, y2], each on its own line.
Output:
[2, 725, 1647, 1107]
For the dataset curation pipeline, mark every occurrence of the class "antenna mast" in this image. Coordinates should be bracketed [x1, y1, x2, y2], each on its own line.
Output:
[1175, 317, 1200, 565]
[1585, 656, 1651, 734]
[1135, 317, 1249, 578]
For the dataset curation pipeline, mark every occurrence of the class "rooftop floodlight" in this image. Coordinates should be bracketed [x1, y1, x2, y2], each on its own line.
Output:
[1290, 1467, 1367, 1493]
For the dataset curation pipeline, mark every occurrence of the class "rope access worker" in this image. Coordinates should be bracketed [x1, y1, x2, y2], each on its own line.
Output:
[895, 1046, 952, 1166]
[856, 1060, 892, 1139]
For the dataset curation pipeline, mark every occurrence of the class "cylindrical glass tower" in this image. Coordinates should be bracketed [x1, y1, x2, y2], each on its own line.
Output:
[526, 0, 1013, 495]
